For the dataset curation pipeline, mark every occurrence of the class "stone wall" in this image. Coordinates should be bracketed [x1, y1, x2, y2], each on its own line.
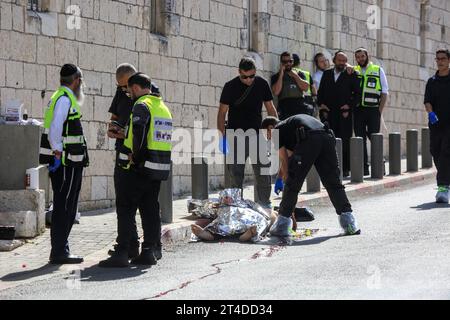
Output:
[0, 0, 448, 210]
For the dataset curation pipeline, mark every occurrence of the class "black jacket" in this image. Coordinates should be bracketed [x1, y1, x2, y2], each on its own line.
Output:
[317, 68, 361, 113]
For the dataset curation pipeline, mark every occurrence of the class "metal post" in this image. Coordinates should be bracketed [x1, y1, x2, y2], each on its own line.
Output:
[350, 137, 364, 183]
[307, 166, 321, 192]
[421, 127, 433, 169]
[336, 138, 343, 183]
[371, 133, 384, 179]
[389, 133, 401, 175]
[159, 162, 173, 223]
[407, 129, 419, 172]
[192, 157, 208, 200]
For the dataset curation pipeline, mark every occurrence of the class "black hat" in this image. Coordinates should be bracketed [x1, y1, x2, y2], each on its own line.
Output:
[60, 64, 80, 77]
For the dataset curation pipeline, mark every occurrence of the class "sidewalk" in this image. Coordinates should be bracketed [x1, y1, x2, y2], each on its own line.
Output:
[0, 157, 437, 290]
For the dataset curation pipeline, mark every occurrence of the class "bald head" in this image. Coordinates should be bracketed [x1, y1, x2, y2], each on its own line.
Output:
[116, 63, 137, 88]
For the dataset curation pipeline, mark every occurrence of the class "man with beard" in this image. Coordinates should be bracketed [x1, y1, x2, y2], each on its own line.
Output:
[271, 52, 312, 120]
[318, 51, 361, 177]
[39, 64, 89, 264]
[353, 48, 389, 176]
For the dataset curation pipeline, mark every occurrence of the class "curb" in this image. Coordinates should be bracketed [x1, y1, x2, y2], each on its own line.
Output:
[160, 168, 437, 246]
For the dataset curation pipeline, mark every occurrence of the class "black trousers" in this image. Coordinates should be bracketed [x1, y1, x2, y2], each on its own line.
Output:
[430, 125, 450, 187]
[49, 165, 83, 258]
[327, 111, 353, 173]
[115, 167, 162, 252]
[114, 165, 139, 249]
[279, 131, 352, 217]
[354, 108, 381, 170]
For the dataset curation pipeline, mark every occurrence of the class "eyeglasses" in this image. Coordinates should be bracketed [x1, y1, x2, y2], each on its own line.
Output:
[240, 74, 256, 80]
[282, 59, 294, 64]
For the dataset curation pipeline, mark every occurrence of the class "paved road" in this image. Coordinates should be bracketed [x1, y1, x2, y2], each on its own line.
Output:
[0, 183, 449, 300]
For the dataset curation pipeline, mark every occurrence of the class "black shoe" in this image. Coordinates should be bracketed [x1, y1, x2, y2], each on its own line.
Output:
[50, 254, 84, 265]
[130, 248, 157, 266]
[154, 245, 162, 261]
[98, 252, 129, 268]
[343, 171, 350, 178]
[108, 244, 140, 259]
[364, 167, 370, 176]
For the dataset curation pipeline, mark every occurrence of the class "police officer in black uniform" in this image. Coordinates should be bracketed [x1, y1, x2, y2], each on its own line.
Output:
[261, 115, 361, 237]
[107, 64, 160, 259]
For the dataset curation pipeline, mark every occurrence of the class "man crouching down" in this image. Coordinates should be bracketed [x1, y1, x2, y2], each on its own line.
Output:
[262, 115, 361, 237]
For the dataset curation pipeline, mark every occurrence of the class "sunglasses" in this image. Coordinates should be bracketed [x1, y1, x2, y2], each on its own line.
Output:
[282, 59, 294, 64]
[240, 74, 256, 80]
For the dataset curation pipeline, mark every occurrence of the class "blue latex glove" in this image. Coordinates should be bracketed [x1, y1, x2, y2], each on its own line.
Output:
[274, 178, 284, 195]
[219, 136, 229, 155]
[429, 112, 439, 125]
[48, 157, 62, 173]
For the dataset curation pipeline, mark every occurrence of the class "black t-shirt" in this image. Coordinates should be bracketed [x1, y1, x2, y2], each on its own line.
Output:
[275, 114, 325, 151]
[425, 72, 450, 127]
[220, 76, 273, 131]
[108, 88, 134, 149]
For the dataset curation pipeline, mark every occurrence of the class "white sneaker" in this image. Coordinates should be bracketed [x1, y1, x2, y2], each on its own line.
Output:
[339, 212, 361, 235]
[269, 215, 292, 237]
[436, 186, 449, 204]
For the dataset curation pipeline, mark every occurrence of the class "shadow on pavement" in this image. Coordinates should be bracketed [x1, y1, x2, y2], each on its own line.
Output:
[411, 202, 450, 211]
[290, 234, 344, 246]
[79, 264, 150, 282]
[1, 264, 61, 282]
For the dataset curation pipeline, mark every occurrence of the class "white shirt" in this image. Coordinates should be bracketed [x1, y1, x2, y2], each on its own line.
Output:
[313, 70, 324, 91]
[334, 69, 343, 82]
[360, 65, 389, 94]
[48, 86, 72, 152]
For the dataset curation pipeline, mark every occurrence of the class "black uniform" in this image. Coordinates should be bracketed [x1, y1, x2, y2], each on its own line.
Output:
[115, 100, 162, 253]
[317, 69, 361, 175]
[425, 72, 450, 187]
[276, 115, 353, 218]
[109, 88, 140, 251]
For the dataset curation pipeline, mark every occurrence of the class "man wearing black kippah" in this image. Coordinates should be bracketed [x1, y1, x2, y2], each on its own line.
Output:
[39, 64, 89, 264]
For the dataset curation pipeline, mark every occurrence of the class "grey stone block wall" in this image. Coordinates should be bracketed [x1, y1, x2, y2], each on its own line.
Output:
[0, 0, 449, 210]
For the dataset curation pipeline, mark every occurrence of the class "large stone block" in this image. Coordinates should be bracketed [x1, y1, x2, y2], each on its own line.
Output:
[0, 125, 41, 190]
[0, 189, 46, 238]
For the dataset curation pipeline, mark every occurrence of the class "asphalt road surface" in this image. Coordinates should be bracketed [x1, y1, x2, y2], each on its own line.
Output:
[0, 182, 449, 300]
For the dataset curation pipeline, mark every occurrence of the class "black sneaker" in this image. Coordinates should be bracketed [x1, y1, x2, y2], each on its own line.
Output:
[130, 248, 157, 266]
[98, 252, 129, 268]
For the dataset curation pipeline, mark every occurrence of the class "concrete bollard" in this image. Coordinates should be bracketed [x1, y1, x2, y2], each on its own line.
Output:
[159, 162, 173, 223]
[371, 133, 384, 179]
[350, 137, 364, 183]
[307, 166, 321, 192]
[389, 133, 401, 175]
[407, 129, 419, 172]
[336, 138, 343, 183]
[421, 127, 433, 169]
[192, 157, 208, 200]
